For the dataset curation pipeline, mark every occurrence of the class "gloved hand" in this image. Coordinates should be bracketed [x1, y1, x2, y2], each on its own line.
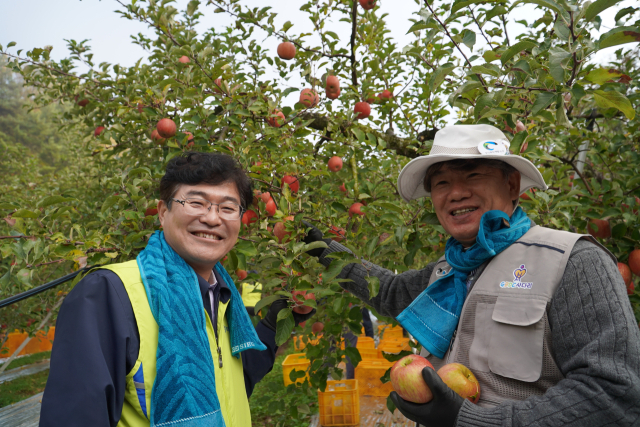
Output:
[261, 297, 316, 332]
[389, 367, 464, 427]
[302, 220, 332, 257]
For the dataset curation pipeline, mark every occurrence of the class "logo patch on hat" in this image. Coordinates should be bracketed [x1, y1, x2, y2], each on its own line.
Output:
[478, 139, 509, 155]
[499, 264, 533, 289]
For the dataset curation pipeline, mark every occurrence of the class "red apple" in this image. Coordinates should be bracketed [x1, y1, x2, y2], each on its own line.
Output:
[281, 175, 299, 193]
[267, 109, 285, 127]
[437, 363, 481, 404]
[77, 98, 89, 107]
[300, 88, 319, 108]
[144, 208, 158, 216]
[265, 198, 277, 216]
[378, 89, 393, 101]
[326, 75, 340, 100]
[520, 192, 531, 201]
[359, 0, 376, 9]
[236, 269, 248, 281]
[312, 322, 324, 334]
[329, 225, 346, 242]
[299, 321, 306, 328]
[179, 55, 190, 64]
[94, 126, 105, 137]
[339, 183, 347, 193]
[390, 354, 435, 403]
[274, 215, 294, 243]
[349, 202, 365, 217]
[292, 290, 315, 314]
[151, 129, 166, 145]
[629, 249, 640, 276]
[618, 262, 632, 286]
[354, 102, 371, 119]
[242, 209, 258, 226]
[627, 281, 635, 295]
[328, 156, 343, 172]
[277, 42, 296, 60]
[259, 192, 272, 204]
[587, 219, 611, 239]
[156, 118, 177, 138]
[515, 120, 526, 133]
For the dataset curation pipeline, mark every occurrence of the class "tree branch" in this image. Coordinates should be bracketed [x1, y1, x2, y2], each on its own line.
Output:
[350, 0, 358, 87]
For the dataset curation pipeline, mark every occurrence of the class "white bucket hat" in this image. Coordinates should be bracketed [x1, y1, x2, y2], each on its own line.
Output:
[397, 124, 548, 202]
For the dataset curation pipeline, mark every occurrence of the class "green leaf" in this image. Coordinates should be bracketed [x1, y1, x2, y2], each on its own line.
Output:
[186, 0, 199, 16]
[275, 314, 295, 346]
[420, 212, 441, 225]
[297, 404, 310, 415]
[387, 395, 397, 414]
[548, 47, 571, 83]
[406, 22, 432, 34]
[429, 63, 456, 92]
[302, 240, 328, 254]
[531, 92, 557, 115]
[366, 275, 380, 298]
[593, 90, 635, 119]
[37, 195, 74, 209]
[585, 0, 624, 22]
[344, 347, 362, 367]
[352, 128, 366, 142]
[101, 195, 121, 213]
[510, 130, 528, 152]
[451, 0, 507, 14]
[12, 209, 39, 219]
[470, 65, 500, 77]
[585, 67, 628, 85]
[475, 93, 494, 119]
[254, 295, 282, 316]
[7, 41, 16, 48]
[462, 29, 476, 49]
[599, 27, 640, 49]
[277, 307, 292, 321]
[372, 201, 404, 214]
[500, 40, 537, 65]
[512, 0, 569, 21]
[556, 104, 572, 128]
[483, 51, 501, 63]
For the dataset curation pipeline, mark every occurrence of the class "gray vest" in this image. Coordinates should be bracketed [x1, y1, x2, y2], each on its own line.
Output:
[419, 225, 615, 407]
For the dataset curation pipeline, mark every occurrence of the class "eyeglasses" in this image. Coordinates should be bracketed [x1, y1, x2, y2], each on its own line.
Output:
[172, 198, 244, 220]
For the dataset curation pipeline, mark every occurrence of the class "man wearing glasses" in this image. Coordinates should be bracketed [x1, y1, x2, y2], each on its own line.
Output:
[40, 152, 313, 427]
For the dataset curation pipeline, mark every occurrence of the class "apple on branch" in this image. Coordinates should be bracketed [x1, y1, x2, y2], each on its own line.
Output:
[291, 290, 315, 314]
[277, 42, 296, 60]
[328, 156, 343, 172]
[156, 118, 177, 139]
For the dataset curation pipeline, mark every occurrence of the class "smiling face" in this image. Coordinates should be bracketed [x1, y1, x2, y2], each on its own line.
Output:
[158, 181, 242, 280]
[429, 162, 520, 247]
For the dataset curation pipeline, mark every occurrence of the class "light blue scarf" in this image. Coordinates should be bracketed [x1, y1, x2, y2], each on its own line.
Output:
[396, 208, 531, 358]
[136, 231, 266, 426]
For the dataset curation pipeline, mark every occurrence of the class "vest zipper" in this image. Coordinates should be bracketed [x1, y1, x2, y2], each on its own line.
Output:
[217, 346, 223, 368]
[447, 329, 457, 358]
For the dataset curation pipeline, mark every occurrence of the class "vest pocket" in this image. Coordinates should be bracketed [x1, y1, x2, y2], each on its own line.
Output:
[125, 359, 149, 420]
[468, 303, 493, 373]
[488, 296, 547, 382]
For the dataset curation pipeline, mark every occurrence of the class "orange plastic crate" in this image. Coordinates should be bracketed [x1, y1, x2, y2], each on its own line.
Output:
[354, 359, 394, 396]
[293, 335, 321, 350]
[282, 353, 310, 386]
[378, 337, 411, 355]
[357, 347, 382, 360]
[318, 380, 360, 426]
[377, 324, 404, 339]
[356, 336, 375, 349]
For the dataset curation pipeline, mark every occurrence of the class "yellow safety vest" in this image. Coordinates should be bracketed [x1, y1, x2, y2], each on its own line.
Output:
[102, 260, 251, 427]
[241, 282, 262, 308]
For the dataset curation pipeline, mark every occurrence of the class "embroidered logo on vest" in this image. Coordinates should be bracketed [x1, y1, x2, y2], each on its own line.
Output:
[500, 264, 533, 289]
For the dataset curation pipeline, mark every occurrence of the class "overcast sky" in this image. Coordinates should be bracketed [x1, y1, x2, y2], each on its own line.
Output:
[0, 0, 633, 119]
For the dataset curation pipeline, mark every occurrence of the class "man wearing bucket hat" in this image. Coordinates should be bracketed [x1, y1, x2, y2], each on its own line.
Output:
[304, 124, 640, 426]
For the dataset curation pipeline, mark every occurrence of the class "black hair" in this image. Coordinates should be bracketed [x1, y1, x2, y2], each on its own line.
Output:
[159, 152, 253, 210]
[423, 159, 518, 192]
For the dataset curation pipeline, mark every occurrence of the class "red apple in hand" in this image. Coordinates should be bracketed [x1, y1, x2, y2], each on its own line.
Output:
[390, 354, 435, 403]
[291, 290, 315, 314]
[437, 363, 481, 404]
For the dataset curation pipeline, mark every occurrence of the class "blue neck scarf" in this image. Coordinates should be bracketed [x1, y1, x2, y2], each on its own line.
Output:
[396, 208, 531, 358]
[136, 231, 266, 426]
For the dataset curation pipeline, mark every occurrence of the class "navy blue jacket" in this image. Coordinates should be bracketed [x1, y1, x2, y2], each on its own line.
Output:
[39, 269, 277, 427]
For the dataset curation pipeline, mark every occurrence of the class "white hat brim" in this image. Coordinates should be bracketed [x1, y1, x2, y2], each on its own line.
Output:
[397, 154, 548, 202]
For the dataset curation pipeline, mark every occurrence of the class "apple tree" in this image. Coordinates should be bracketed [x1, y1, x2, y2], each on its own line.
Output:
[1, 0, 639, 421]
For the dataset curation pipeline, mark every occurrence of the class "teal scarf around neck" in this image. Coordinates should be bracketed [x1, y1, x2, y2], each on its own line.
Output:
[396, 207, 531, 358]
[136, 231, 266, 426]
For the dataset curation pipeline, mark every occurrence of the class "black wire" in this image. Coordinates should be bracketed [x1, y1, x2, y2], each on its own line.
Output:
[0, 266, 92, 309]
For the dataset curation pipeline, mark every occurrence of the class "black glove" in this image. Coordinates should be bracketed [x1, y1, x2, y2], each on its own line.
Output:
[302, 220, 332, 258]
[261, 297, 316, 332]
[389, 367, 464, 427]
